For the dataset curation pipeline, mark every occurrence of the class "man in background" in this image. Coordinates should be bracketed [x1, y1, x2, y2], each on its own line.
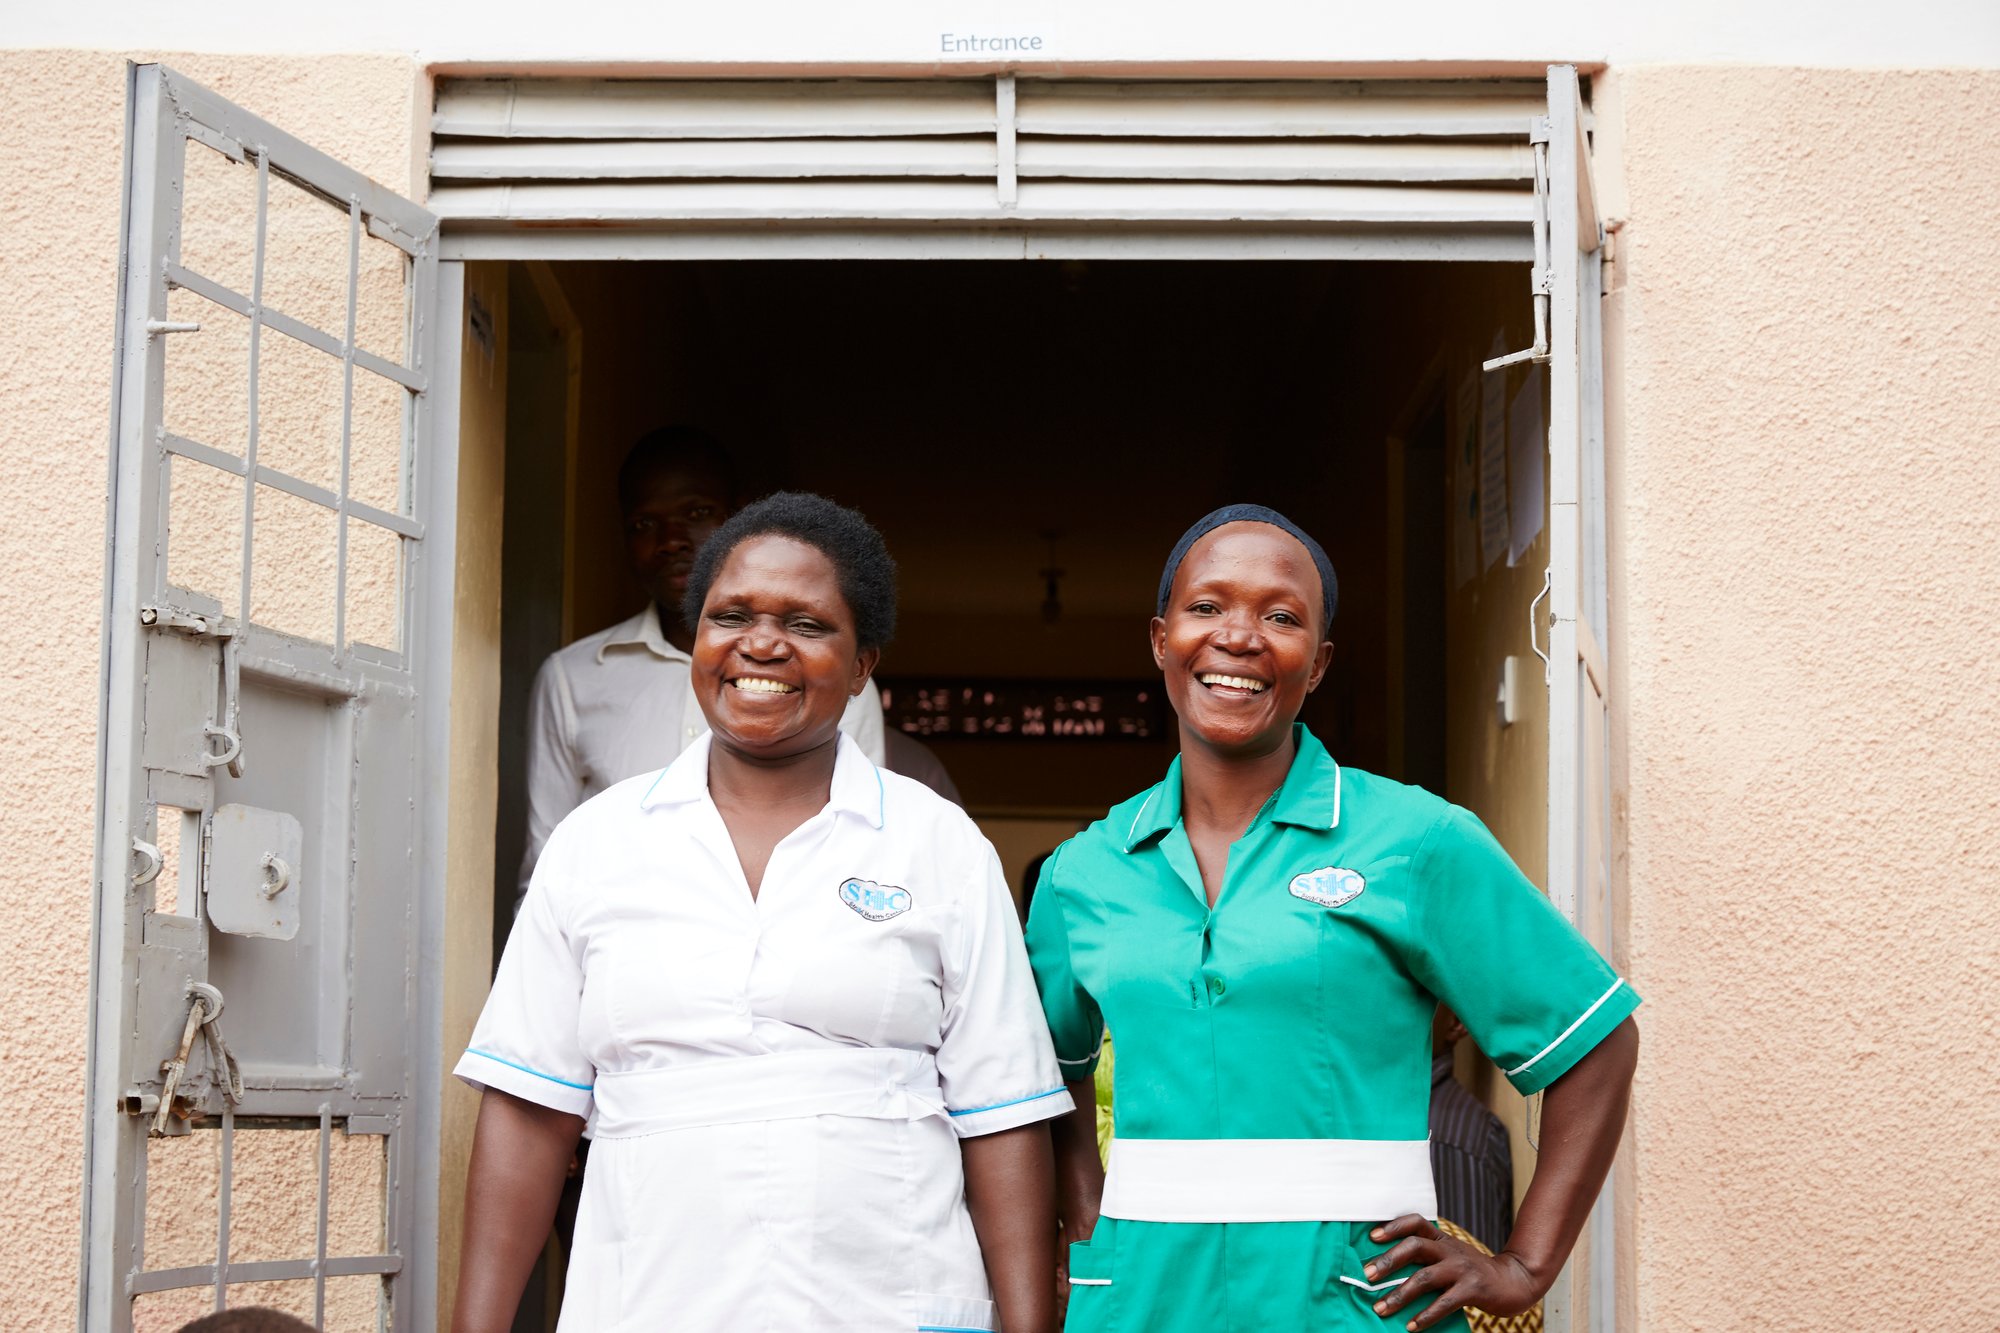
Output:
[1430, 1004, 1516, 1254]
[517, 426, 886, 907]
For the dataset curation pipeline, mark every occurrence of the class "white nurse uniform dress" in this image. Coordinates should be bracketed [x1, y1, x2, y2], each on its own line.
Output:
[456, 732, 1071, 1333]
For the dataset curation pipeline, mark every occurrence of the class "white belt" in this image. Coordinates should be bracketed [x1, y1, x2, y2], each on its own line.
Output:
[1100, 1137, 1438, 1223]
[590, 1048, 947, 1140]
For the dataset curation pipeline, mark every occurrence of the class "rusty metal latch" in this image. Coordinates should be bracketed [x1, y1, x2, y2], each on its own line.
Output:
[149, 982, 242, 1135]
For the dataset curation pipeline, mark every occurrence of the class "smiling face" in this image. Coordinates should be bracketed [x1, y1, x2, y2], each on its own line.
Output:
[1151, 521, 1334, 759]
[692, 534, 879, 762]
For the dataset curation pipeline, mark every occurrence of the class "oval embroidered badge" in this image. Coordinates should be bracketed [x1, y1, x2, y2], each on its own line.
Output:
[839, 877, 912, 922]
[1289, 866, 1366, 909]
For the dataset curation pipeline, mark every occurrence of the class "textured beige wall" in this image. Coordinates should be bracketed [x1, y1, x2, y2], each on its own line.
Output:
[1603, 67, 2000, 1327]
[0, 49, 418, 1329]
[15, 45, 2000, 1333]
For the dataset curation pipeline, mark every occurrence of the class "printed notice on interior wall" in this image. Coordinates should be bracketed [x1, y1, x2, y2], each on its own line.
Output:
[1478, 335, 1511, 571]
[1507, 364, 1547, 567]
[1453, 368, 1481, 589]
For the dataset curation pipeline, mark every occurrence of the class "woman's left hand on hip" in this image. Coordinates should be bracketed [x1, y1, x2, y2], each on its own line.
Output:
[1362, 1213, 1542, 1330]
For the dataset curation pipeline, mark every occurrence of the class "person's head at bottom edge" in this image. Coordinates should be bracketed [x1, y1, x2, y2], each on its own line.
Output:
[175, 1309, 317, 1333]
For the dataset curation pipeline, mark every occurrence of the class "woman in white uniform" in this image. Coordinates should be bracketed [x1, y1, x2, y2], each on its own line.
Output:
[453, 493, 1071, 1333]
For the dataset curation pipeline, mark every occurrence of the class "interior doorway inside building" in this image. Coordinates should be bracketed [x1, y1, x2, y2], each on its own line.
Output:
[482, 256, 1555, 1326]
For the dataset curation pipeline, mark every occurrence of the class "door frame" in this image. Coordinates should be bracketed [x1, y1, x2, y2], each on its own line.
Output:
[417, 63, 1618, 1333]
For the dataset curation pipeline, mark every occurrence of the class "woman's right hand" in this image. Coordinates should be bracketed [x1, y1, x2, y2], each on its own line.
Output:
[1050, 1077, 1104, 1320]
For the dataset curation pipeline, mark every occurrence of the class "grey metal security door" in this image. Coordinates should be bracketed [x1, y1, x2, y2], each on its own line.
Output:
[85, 64, 439, 1332]
[1530, 65, 1618, 1333]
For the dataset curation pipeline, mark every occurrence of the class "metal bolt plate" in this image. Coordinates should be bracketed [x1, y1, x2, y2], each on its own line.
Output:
[205, 803, 303, 940]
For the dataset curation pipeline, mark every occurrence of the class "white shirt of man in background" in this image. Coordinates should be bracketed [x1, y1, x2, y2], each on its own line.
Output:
[517, 429, 884, 905]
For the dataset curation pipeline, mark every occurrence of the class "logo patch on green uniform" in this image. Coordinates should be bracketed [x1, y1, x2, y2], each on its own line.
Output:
[1289, 865, 1365, 909]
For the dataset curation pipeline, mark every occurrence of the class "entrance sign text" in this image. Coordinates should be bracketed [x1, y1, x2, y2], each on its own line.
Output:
[941, 32, 1045, 53]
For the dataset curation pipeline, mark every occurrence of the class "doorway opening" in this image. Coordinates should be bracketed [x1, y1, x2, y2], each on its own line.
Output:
[482, 255, 1554, 1323]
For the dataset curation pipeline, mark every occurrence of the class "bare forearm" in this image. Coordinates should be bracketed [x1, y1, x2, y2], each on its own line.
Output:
[1364, 1021, 1638, 1329]
[962, 1123, 1058, 1333]
[453, 1089, 585, 1333]
[1049, 1077, 1104, 1245]
[1503, 1018, 1639, 1290]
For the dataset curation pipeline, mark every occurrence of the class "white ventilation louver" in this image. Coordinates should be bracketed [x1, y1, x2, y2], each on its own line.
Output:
[430, 77, 1549, 246]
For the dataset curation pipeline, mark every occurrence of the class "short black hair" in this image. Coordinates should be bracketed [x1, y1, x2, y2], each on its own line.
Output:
[682, 491, 898, 651]
[617, 425, 737, 515]
[174, 1310, 317, 1333]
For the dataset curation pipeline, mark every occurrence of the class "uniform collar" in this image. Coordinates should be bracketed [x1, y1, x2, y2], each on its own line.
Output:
[1269, 725, 1343, 831]
[596, 602, 690, 664]
[639, 730, 886, 829]
[1122, 724, 1342, 852]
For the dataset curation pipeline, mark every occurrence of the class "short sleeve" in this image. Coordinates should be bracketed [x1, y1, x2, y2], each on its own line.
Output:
[935, 842, 1074, 1137]
[517, 652, 583, 917]
[454, 851, 595, 1119]
[1023, 847, 1106, 1081]
[1407, 807, 1639, 1096]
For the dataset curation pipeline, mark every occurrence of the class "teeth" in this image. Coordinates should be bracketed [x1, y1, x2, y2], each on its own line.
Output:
[1198, 673, 1268, 693]
[731, 677, 798, 695]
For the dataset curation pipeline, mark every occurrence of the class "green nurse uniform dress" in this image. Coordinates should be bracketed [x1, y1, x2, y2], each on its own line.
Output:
[1025, 726, 1638, 1333]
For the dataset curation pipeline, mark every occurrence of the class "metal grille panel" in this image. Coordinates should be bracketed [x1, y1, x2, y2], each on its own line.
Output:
[87, 64, 438, 1333]
[429, 76, 1549, 242]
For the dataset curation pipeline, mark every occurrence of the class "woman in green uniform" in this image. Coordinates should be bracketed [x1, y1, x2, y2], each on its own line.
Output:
[1025, 505, 1639, 1332]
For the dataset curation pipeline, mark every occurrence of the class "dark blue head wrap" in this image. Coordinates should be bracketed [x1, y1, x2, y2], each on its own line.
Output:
[1155, 504, 1338, 633]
